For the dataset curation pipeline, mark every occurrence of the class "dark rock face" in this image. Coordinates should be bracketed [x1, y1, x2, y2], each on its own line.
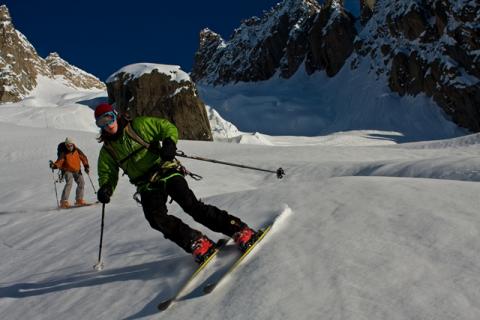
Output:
[106, 65, 212, 141]
[386, 5, 429, 41]
[357, 0, 480, 131]
[191, 0, 323, 84]
[388, 51, 427, 96]
[192, 0, 356, 85]
[192, 0, 358, 83]
[0, 5, 47, 102]
[306, 1, 357, 77]
[192, 0, 357, 83]
[192, 0, 479, 133]
[360, 0, 375, 25]
[191, 29, 224, 82]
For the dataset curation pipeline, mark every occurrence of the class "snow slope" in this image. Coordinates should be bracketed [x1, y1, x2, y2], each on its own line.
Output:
[0, 77, 106, 132]
[1, 116, 480, 319]
[198, 62, 468, 142]
[1, 63, 480, 319]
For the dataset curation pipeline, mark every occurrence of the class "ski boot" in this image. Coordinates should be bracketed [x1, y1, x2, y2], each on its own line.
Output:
[233, 226, 258, 252]
[60, 200, 70, 209]
[75, 199, 88, 206]
[191, 236, 215, 264]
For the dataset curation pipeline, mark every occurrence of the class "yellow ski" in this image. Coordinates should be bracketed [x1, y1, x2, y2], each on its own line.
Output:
[203, 225, 272, 294]
[157, 238, 227, 311]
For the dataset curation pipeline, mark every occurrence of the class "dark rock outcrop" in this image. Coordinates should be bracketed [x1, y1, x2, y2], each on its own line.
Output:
[357, 0, 480, 131]
[192, 0, 479, 133]
[191, 0, 323, 84]
[306, 0, 357, 77]
[106, 64, 212, 141]
[0, 5, 48, 102]
[192, 0, 356, 83]
[360, 0, 375, 25]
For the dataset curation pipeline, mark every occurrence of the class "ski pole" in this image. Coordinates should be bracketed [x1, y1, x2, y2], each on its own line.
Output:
[86, 172, 97, 194]
[93, 203, 106, 271]
[49, 161, 60, 208]
[175, 150, 285, 179]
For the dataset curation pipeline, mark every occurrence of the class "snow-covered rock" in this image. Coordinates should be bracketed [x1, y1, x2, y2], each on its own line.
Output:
[45, 52, 105, 91]
[106, 63, 212, 141]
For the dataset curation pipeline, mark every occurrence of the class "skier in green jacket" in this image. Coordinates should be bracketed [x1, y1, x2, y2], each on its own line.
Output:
[94, 103, 257, 263]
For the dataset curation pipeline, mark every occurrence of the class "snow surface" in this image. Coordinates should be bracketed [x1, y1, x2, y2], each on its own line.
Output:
[0, 77, 105, 132]
[198, 61, 468, 142]
[1, 74, 480, 320]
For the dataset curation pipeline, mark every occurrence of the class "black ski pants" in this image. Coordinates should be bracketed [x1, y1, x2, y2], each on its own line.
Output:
[140, 175, 246, 253]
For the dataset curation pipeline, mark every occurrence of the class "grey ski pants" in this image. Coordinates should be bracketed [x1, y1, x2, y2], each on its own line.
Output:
[61, 171, 85, 201]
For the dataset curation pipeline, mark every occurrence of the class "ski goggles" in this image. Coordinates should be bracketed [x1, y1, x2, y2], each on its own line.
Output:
[95, 111, 117, 128]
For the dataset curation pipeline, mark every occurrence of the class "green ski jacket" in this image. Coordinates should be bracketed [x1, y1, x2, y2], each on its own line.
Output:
[97, 116, 179, 191]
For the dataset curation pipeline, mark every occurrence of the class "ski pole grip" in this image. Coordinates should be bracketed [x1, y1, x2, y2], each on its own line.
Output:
[276, 167, 285, 179]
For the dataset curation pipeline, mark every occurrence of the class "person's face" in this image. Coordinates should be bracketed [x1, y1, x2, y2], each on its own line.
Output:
[104, 119, 118, 134]
[66, 143, 74, 151]
[96, 112, 118, 134]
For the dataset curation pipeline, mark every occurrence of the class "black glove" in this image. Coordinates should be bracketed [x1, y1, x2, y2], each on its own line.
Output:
[84, 166, 90, 174]
[97, 185, 113, 204]
[159, 138, 177, 161]
[49, 161, 57, 169]
[148, 139, 162, 154]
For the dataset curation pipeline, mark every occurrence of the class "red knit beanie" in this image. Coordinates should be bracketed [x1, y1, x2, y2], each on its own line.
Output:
[94, 103, 114, 119]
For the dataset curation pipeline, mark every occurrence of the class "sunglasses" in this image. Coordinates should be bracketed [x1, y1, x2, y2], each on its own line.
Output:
[96, 112, 117, 128]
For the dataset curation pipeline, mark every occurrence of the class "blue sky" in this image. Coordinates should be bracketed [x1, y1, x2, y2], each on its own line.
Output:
[4, 0, 360, 81]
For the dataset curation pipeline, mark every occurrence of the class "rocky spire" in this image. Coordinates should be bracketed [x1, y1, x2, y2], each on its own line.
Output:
[0, 5, 12, 25]
[306, 0, 357, 76]
[0, 5, 50, 103]
[46, 52, 105, 90]
[191, 29, 225, 81]
[191, 0, 322, 84]
[0, 4, 105, 103]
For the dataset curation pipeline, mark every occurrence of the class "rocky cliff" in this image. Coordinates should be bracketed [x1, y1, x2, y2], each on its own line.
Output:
[45, 52, 105, 90]
[0, 5, 105, 103]
[354, 0, 480, 131]
[191, 0, 356, 83]
[192, 0, 480, 132]
[191, 0, 324, 84]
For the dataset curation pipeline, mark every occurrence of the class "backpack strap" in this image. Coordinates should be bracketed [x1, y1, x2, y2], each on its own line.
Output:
[125, 123, 150, 149]
[102, 142, 121, 167]
[102, 122, 149, 168]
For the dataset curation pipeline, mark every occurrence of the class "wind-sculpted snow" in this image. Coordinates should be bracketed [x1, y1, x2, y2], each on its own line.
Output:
[1, 72, 480, 319]
[1, 118, 480, 319]
[198, 64, 467, 140]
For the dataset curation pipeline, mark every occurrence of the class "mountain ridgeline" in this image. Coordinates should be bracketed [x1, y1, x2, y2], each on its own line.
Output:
[0, 5, 105, 103]
[191, 0, 480, 132]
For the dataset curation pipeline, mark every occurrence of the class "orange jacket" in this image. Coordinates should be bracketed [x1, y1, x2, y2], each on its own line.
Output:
[54, 145, 89, 173]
